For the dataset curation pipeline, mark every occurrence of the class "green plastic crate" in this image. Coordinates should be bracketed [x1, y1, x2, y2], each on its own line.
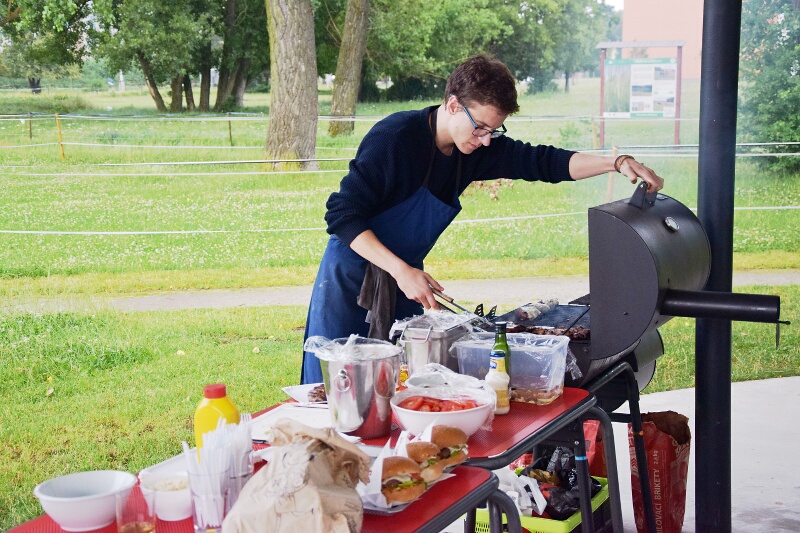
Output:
[475, 477, 609, 533]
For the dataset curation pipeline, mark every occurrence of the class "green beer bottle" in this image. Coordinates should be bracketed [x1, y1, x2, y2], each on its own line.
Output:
[492, 321, 511, 375]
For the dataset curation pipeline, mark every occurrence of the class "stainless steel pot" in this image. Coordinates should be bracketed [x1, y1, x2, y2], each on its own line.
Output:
[312, 337, 402, 439]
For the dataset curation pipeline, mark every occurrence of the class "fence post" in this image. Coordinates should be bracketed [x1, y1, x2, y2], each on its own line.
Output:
[55, 114, 66, 161]
[228, 113, 234, 147]
[28, 112, 33, 140]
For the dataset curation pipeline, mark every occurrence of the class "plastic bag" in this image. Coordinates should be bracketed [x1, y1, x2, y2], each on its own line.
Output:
[303, 335, 402, 362]
[405, 362, 483, 389]
[390, 309, 479, 336]
[520, 447, 602, 520]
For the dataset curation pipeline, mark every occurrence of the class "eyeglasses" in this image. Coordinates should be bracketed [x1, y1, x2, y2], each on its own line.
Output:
[462, 105, 507, 139]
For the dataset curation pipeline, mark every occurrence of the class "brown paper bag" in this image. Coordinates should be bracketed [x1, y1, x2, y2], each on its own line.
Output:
[628, 411, 691, 533]
[223, 418, 371, 533]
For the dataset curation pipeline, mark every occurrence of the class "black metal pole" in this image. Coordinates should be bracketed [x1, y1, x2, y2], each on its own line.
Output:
[696, 1, 742, 531]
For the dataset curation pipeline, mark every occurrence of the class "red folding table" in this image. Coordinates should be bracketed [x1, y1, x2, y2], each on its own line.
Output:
[13, 388, 621, 533]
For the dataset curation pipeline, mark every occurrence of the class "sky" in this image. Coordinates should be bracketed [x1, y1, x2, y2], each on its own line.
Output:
[605, 0, 624, 10]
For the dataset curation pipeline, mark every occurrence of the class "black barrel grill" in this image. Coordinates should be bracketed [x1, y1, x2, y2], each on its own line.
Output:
[496, 183, 782, 397]
[492, 183, 784, 533]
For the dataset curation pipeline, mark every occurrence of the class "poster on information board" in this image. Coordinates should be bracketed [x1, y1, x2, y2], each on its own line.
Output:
[603, 58, 678, 118]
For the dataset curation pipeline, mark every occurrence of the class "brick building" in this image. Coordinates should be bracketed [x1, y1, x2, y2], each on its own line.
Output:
[620, 0, 704, 79]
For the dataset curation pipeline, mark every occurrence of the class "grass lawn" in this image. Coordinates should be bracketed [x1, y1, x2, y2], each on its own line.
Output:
[1, 79, 798, 528]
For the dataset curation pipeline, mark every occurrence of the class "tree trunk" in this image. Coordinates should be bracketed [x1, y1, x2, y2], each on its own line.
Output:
[233, 58, 251, 108]
[199, 67, 211, 111]
[137, 51, 167, 112]
[199, 43, 212, 112]
[265, 0, 318, 170]
[564, 71, 570, 93]
[328, 0, 369, 137]
[170, 76, 184, 112]
[184, 75, 196, 111]
[214, 0, 238, 111]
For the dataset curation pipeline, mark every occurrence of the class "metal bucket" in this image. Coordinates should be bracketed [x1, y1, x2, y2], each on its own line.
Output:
[398, 322, 471, 376]
[313, 337, 402, 439]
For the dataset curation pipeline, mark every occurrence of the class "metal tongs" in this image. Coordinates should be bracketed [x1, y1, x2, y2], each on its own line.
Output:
[431, 288, 494, 328]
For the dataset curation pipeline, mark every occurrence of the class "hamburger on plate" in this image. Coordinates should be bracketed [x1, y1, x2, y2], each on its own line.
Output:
[380, 456, 427, 505]
[406, 441, 446, 483]
[431, 425, 468, 468]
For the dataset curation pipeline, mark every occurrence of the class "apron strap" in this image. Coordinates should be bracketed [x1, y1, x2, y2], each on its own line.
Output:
[423, 108, 462, 193]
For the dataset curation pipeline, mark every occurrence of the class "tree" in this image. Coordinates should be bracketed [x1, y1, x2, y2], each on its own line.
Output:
[739, 0, 800, 172]
[487, 0, 564, 93]
[367, 0, 508, 100]
[0, 32, 80, 90]
[1, 0, 90, 90]
[94, 0, 205, 112]
[265, 0, 318, 169]
[214, 0, 270, 110]
[327, 0, 369, 136]
[552, 0, 609, 92]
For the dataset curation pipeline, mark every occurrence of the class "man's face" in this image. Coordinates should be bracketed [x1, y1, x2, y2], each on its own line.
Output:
[450, 98, 508, 155]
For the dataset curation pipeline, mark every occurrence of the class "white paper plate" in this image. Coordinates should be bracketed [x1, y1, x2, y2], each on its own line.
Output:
[281, 383, 323, 403]
[250, 404, 359, 445]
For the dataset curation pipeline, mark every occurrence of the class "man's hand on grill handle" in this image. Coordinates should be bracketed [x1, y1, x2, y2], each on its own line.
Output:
[567, 153, 664, 194]
[617, 156, 665, 193]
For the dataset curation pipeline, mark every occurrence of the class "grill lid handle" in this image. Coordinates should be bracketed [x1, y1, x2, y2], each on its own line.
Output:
[627, 181, 659, 209]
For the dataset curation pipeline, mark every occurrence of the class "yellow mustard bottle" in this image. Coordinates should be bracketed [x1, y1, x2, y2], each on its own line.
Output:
[193, 383, 240, 449]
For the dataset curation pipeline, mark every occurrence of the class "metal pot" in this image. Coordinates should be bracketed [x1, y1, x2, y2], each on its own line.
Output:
[313, 337, 402, 439]
[396, 318, 472, 376]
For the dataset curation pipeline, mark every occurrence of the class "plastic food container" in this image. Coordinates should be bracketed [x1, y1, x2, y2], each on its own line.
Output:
[452, 332, 570, 405]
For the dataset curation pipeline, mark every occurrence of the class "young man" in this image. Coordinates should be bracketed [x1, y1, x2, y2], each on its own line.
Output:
[301, 54, 663, 384]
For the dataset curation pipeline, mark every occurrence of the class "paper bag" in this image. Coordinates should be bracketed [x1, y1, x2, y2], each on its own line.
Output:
[223, 418, 371, 533]
[628, 411, 691, 533]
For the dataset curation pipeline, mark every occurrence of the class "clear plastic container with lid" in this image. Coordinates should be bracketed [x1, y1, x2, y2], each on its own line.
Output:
[193, 383, 240, 448]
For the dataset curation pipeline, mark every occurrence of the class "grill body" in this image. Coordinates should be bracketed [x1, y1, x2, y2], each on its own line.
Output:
[588, 190, 711, 359]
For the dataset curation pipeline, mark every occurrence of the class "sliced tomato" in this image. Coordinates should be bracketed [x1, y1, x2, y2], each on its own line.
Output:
[398, 396, 425, 410]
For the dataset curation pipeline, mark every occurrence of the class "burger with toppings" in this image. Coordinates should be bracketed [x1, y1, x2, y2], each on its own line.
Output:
[431, 425, 469, 467]
[406, 441, 447, 482]
[380, 456, 427, 504]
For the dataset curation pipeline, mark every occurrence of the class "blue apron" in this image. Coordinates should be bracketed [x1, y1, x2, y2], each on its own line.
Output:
[301, 111, 462, 384]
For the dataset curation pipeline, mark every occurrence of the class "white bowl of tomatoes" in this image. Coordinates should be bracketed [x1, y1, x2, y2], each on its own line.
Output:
[390, 386, 495, 437]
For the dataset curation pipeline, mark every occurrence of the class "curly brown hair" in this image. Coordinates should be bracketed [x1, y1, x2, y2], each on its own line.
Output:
[444, 54, 520, 116]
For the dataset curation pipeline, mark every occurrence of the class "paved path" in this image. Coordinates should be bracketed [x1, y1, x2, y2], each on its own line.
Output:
[5, 269, 797, 315]
[109, 269, 799, 313]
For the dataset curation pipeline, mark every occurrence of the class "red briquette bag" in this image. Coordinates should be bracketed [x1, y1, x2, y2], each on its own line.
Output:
[583, 419, 607, 478]
[628, 411, 691, 533]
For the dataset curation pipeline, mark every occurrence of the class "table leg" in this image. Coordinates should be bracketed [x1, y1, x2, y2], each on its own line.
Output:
[464, 507, 477, 533]
[573, 422, 595, 533]
[487, 489, 522, 533]
[589, 406, 623, 533]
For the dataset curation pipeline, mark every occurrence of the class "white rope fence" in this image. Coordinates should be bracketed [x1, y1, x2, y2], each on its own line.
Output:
[1, 206, 797, 236]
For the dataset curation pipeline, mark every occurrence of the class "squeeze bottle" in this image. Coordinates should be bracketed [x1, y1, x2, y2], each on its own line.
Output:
[193, 383, 240, 449]
[486, 350, 511, 415]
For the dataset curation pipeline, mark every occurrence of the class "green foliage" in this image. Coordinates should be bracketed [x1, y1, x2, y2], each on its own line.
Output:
[739, 0, 800, 172]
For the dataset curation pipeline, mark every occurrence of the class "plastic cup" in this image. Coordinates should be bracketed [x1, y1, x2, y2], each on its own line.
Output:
[226, 451, 254, 513]
[116, 489, 156, 533]
[188, 467, 229, 533]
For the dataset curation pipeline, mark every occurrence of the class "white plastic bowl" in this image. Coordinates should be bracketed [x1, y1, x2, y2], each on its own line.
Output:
[390, 387, 494, 437]
[33, 470, 137, 532]
[139, 471, 192, 521]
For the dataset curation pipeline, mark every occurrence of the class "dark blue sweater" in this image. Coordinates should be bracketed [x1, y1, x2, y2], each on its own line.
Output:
[325, 106, 575, 245]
